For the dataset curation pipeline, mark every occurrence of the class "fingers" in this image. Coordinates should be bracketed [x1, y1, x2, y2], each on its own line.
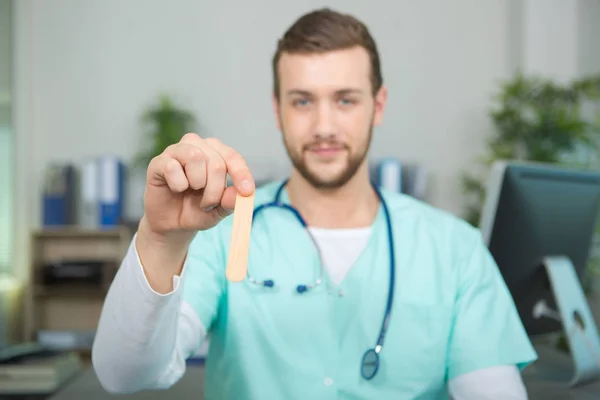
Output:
[147, 153, 189, 192]
[205, 138, 255, 196]
[179, 132, 204, 146]
[197, 144, 227, 211]
[160, 142, 208, 190]
[177, 135, 254, 197]
[165, 159, 189, 192]
[147, 133, 254, 209]
[213, 186, 238, 218]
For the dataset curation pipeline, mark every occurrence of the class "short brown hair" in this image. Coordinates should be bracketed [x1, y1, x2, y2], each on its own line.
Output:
[272, 8, 383, 100]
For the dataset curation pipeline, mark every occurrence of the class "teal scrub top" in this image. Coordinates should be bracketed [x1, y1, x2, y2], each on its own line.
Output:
[181, 181, 537, 399]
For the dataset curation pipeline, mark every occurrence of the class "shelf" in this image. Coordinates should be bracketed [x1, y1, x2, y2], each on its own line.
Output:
[32, 225, 130, 238]
[31, 226, 133, 265]
[34, 284, 109, 298]
[24, 226, 133, 342]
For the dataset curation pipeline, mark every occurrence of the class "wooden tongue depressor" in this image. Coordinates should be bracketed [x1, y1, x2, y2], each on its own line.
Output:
[226, 191, 255, 282]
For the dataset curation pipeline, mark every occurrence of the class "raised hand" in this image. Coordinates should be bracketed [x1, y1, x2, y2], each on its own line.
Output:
[135, 133, 255, 291]
[142, 133, 255, 236]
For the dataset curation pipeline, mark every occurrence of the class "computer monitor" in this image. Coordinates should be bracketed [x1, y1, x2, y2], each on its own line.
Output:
[479, 160, 600, 386]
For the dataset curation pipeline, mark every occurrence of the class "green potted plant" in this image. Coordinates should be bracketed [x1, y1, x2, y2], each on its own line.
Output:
[134, 94, 197, 168]
[462, 72, 600, 225]
[125, 95, 197, 222]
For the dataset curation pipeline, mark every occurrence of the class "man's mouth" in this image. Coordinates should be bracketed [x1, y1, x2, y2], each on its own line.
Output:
[306, 143, 346, 157]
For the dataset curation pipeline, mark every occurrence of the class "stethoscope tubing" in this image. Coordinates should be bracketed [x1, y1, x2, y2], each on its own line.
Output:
[247, 179, 396, 378]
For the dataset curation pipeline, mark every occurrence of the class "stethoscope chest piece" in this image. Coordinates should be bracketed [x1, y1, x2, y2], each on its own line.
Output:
[361, 346, 381, 380]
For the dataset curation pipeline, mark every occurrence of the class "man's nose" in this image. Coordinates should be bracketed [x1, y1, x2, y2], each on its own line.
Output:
[314, 102, 337, 137]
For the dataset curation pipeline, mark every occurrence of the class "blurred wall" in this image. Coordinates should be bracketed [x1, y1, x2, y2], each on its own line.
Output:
[578, 0, 600, 77]
[0, 0, 17, 346]
[0, 0, 10, 125]
[13, 0, 519, 215]
[10, 0, 600, 280]
[0, 0, 13, 274]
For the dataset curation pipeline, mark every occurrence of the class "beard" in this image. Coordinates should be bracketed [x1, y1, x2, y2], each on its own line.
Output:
[282, 125, 373, 190]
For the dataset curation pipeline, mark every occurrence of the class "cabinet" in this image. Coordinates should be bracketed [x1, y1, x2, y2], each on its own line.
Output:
[24, 227, 133, 352]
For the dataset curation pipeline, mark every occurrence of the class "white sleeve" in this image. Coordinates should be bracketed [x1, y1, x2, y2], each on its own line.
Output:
[92, 235, 207, 394]
[448, 365, 528, 400]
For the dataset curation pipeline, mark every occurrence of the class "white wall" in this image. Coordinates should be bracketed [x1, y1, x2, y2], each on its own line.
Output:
[522, 0, 579, 82]
[0, 0, 10, 113]
[578, 0, 600, 77]
[11, 0, 600, 278]
[15, 0, 515, 217]
[518, 0, 600, 81]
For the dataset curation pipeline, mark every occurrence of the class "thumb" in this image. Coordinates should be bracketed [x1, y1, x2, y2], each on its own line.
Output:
[212, 186, 239, 219]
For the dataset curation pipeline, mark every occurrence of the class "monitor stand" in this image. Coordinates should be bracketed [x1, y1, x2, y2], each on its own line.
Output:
[535, 255, 600, 387]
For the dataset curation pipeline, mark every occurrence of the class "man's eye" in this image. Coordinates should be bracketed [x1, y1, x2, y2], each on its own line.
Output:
[293, 99, 310, 106]
[339, 98, 355, 105]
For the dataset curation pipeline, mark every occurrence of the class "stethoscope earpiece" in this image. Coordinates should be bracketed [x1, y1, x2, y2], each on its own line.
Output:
[262, 280, 275, 288]
[296, 285, 308, 294]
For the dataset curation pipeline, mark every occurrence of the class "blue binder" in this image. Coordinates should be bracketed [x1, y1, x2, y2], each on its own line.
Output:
[98, 156, 125, 227]
[376, 157, 403, 193]
[42, 164, 76, 226]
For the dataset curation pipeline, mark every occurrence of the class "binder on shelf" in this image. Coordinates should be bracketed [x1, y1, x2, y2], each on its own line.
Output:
[376, 157, 403, 193]
[403, 165, 428, 201]
[78, 159, 99, 229]
[370, 159, 429, 201]
[42, 164, 76, 227]
[98, 156, 125, 228]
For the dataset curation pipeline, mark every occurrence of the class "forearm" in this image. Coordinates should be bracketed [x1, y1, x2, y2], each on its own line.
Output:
[92, 237, 201, 393]
[135, 216, 194, 294]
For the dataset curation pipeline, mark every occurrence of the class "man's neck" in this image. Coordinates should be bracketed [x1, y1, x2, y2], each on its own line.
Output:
[285, 167, 379, 229]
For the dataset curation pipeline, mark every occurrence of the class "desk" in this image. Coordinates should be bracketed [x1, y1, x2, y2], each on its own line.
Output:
[48, 345, 600, 400]
[523, 345, 600, 400]
[49, 367, 205, 400]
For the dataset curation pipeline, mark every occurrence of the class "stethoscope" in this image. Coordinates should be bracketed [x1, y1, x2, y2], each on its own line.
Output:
[247, 179, 396, 380]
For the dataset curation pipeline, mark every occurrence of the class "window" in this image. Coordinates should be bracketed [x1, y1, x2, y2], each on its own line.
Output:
[0, 0, 13, 273]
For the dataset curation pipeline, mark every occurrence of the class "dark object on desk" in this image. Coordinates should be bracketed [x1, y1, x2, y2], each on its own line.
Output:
[41, 261, 104, 285]
[0, 344, 48, 364]
[480, 161, 600, 387]
[0, 348, 82, 396]
[36, 330, 96, 352]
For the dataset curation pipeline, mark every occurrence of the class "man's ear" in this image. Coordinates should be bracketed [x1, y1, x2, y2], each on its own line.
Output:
[373, 86, 388, 126]
[272, 92, 282, 131]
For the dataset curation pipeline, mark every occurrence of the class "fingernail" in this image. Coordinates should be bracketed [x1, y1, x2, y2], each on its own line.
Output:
[240, 180, 253, 194]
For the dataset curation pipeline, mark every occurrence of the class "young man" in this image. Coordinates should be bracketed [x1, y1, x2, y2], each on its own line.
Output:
[92, 8, 537, 399]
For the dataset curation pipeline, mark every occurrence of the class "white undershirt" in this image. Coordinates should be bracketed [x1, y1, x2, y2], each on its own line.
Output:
[91, 233, 529, 399]
[307, 226, 372, 285]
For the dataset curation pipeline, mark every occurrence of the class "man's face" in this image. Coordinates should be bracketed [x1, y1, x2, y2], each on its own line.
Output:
[273, 46, 387, 189]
